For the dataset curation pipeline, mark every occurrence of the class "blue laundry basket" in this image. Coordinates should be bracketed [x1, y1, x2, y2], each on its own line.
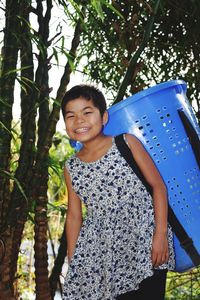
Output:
[104, 80, 200, 273]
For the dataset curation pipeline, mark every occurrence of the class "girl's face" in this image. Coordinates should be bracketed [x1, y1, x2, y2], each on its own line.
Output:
[64, 97, 107, 144]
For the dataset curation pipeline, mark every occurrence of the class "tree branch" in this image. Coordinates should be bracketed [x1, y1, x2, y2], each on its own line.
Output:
[113, 0, 161, 104]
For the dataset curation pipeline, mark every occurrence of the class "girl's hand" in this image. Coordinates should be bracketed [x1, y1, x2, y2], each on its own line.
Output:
[151, 230, 169, 268]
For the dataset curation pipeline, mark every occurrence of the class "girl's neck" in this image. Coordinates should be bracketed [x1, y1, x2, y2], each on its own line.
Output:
[77, 135, 113, 162]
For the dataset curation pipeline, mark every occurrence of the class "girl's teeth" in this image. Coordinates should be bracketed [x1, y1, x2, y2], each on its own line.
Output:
[76, 128, 88, 133]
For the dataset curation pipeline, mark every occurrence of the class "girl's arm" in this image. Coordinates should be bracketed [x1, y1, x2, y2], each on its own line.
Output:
[125, 133, 169, 267]
[64, 167, 83, 263]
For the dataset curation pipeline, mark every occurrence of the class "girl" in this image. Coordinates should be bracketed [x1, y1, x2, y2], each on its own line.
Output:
[61, 85, 175, 300]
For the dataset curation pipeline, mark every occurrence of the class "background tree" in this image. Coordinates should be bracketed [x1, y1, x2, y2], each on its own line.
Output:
[0, 1, 22, 299]
[0, 0, 85, 298]
[79, 0, 200, 121]
[143, 0, 200, 123]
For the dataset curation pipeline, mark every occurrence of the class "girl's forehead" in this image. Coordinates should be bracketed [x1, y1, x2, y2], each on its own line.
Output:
[65, 97, 95, 111]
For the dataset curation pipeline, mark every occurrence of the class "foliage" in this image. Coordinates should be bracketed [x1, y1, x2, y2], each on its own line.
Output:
[166, 268, 200, 299]
[143, 0, 200, 120]
[16, 220, 35, 300]
[79, 0, 152, 98]
[48, 132, 74, 209]
[78, 0, 200, 121]
[16, 131, 73, 298]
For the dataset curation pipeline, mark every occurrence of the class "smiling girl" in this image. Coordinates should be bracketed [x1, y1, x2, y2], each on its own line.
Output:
[61, 85, 175, 300]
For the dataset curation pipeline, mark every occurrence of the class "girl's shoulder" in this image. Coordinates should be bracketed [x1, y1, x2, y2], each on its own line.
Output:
[65, 153, 77, 169]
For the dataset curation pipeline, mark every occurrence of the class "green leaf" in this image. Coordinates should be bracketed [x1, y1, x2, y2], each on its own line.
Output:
[62, 49, 75, 71]
[3, 65, 32, 78]
[27, 212, 35, 223]
[68, 0, 85, 23]
[15, 75, 39, 95]
[50, 97, 61, 107]
[2, 170, 28, 202]
[0, 98, 12, 108]
[102, 0, 124, 20]
[91, 0, 104, 21]
[0, 121, 13, 136]
[52, 47, 59, 65]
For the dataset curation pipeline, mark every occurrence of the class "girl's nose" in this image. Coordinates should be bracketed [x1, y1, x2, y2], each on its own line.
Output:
[75, 115, 85, 123]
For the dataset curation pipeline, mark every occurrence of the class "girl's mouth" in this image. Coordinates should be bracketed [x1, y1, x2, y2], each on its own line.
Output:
[75, 127, 89, 133]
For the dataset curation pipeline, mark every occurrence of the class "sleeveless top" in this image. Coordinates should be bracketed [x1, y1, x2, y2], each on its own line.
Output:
[63, 140, 175, 300]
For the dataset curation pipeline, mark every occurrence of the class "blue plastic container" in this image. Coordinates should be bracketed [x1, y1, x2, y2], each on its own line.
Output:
[104, 80, 200, 273]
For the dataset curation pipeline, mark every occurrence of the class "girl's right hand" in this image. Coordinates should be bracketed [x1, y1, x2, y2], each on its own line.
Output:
[151, 230, 169, 268]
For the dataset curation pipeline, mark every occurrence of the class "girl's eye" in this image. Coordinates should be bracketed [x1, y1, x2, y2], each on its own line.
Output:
[84, 111, 92, 115]
[66, 115, 74, 119]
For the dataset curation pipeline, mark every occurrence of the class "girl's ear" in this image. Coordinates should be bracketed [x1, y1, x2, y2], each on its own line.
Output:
[102, 110, 108, 126]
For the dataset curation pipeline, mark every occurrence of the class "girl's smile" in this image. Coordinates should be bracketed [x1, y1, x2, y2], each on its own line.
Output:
[75, 128, 89, 133]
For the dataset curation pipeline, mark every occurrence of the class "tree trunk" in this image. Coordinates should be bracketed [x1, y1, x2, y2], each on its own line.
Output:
[7, 0, 37, 286]
[0, 1, 21, 299]
[32, 1, 53, 299]
[0, 0, 21, 230]
[49, 227, 67, 298]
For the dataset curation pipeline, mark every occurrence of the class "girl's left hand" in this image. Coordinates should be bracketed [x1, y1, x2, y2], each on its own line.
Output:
[151, 230, 169, 268]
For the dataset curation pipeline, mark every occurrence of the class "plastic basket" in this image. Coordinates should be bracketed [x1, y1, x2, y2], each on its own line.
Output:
[104, 80, 200, 272]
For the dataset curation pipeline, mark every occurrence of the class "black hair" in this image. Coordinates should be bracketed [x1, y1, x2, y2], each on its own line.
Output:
[61, 85, 107, 118]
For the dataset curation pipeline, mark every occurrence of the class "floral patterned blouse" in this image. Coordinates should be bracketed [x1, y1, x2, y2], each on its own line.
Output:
[63, 139, 175, 300]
